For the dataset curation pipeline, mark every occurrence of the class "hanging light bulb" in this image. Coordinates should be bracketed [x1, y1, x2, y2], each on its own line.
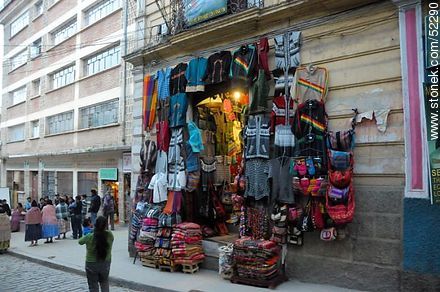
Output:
[233, 91, 241, 101]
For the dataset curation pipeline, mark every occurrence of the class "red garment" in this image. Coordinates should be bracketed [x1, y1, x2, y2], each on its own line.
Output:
[271, 95, 295, 132]
[25, 207, 42, 225]
[257, 37, 271, 80]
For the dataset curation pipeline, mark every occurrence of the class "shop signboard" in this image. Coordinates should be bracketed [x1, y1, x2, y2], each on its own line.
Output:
[99, 168, 118, 181]
[183, 0, 227, 26]
[123, 152, 132, 173]
[424, 13, 439, 204]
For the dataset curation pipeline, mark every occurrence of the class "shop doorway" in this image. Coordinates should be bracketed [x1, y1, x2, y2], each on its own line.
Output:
[102, 181, 119, 224]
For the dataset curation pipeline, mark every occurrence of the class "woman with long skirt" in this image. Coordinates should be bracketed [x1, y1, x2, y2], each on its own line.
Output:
[41, 200, 59, 243]
[25, 200, 42, 246]
[10, 203, 24, 232]
[0, 204, 11, 252]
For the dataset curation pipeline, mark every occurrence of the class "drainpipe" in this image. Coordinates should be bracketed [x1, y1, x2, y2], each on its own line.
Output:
[121, 0, 129, 145]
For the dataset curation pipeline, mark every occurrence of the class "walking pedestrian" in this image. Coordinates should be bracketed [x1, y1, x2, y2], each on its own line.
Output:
[0, 204, 11, 252]
[89, 189, 101, 226]
[25, 200, 42, 246]
[55, 197, 70, 240]
[41, 200, 59, 243]
[2, 200, 11, 216]
[24, 197, 32, 211]
[70, 195, 83, 239]
[81, 194, 88, 221]
[10, 203, 24, 232]
[102, 192, 115, 231]
[79, 216, 114, 292]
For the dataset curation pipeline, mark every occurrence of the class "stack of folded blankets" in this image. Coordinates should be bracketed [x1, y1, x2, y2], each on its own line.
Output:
[136, 217, 158, 257]
[171, 222, 205, 265]
[155, 227, 173, 266]
[233, 237, 281, 281]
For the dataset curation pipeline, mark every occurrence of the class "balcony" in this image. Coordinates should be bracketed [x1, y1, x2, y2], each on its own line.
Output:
[125, 0, 380, 66]
[126, 0, 264, 58]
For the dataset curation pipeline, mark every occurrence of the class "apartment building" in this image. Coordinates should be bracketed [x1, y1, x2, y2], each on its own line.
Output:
[0, 0, 134, 223]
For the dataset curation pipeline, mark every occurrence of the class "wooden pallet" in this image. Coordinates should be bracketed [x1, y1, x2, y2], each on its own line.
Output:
[181, 261, 203, 274]
[140, 257, 158, 269]
[159, 264, 177, 272]
[230, 273, 287, 289]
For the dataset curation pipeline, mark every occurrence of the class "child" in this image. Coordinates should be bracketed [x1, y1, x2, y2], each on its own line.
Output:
[82, 217, 93, 236]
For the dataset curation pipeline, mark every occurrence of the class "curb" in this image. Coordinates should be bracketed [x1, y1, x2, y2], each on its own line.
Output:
[8, 251, 178, 292]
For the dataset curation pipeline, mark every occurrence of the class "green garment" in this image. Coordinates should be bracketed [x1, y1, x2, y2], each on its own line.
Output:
[78, 230, 114, 262]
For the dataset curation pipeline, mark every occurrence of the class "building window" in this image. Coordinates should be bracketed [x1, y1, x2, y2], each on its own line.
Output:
[79, 99, 119, 129]
[10, 11, 29, 37]
[34, 1, 43, 18]
[8, 124, 25, 142]
[30, 38, 42, 59]
[52, 20, 77, 46]
[52, 65, 75, 89]
[46, 111, 74, 135]
[10, 86, 27, 106]
[31, 120, 40, 138]
[85, 0, 120, 26]
[32, 79, 41, 96]
[10, 49, 28, 71]
[85, 45, 120, 76]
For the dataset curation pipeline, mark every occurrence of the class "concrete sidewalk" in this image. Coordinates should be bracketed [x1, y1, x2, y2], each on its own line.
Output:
[7, 227, 358, 292]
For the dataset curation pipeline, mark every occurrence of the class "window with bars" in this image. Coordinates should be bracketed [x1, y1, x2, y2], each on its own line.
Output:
[52, 20, 77, 45]
[52, 65, 75, 89]
[46, 111, 74, 135]
[32, 79, 41, 96]
[8, 124, 25, 142]
[30, 38, 42, 59]
[10, 11, 29, 37]
[10, 86, 27, 106]
[85, 45, 120, 76]
[85, 0, 120, 26]
[79, 99, 119, 129]
[10, 49, 28, 71]
[31, 120, 40, 138]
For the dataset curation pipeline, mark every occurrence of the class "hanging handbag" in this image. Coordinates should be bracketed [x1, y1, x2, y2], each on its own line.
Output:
[311, 199, 325, 230]
[327, 130, 355, 151]
[328, 149, 352, 170]
[220, 183, 234, 205]
[298, 198, 314, 232]
[326, 183, 355, 225]
[329, 169, 352, 189]
[327, 184, 350, 203]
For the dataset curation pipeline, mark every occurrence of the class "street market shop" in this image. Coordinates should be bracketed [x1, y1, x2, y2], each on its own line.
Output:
[124, 0, 438, 290]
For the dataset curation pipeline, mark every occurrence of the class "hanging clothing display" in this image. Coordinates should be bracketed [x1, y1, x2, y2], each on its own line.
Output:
[230, 44, 257, 88]
[142, 74, 158, 131]
[293, 65, 329, 103]
[244, 114, 271, 159]
[204, 51, 232, 84]
[170, 63, 188, 95]
[186, 57, 208, 92]
[157, 67, 171, 100]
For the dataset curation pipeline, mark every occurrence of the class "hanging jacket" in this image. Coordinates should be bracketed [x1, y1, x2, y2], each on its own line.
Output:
[204, 51, 232, 84]
[169, 93, 188, 128]
[293, 65, 329, 103]
[244, 114, 271, 159]
[257, 37, 271, 80]
[292, 99, 327, 139]
[271, 95, 295, 132]
[157, 67, 171, 100]
[274, 32, 301, 70]
[230, 44, 257, 85]
[185, 57, 208, 92]
[170, 63, 188, 96]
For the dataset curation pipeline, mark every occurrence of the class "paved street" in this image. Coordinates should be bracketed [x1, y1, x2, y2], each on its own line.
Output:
[0, 254, 137, 292]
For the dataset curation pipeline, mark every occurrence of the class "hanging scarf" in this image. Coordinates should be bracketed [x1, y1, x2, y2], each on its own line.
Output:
[142, 74, 158, 131]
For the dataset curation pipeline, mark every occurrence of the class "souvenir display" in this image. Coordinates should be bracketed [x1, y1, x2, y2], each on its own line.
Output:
[131, 30, 357, 287]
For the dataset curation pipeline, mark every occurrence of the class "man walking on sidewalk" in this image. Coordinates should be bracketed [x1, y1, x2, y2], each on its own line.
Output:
[89, 189, 101, 226]
[102, 192, 115, 231]
[69, 195, 83, 239]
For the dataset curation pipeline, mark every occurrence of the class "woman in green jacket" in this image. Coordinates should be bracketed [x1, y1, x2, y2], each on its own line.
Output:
[79, 216, 114, 292]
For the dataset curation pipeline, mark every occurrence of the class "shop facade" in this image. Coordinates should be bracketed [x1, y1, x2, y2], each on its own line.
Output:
[125, 0, 440, 290]
[0, 149, 131, 224]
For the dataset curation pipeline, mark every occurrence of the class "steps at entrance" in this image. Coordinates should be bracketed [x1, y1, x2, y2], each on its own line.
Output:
[201, 232, 238, 271]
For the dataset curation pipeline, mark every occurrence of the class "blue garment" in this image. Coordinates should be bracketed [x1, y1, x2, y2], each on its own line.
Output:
[25, 201, 31, 211]
[185, 142, 200, 172]
[188, 121, 204, 153]
[83, 226, 93, 236]
[42, 224, 59, 238]
[169, 93, 188, 128]
[185, 57, 208, 92]
[157, 67, 171, 100]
